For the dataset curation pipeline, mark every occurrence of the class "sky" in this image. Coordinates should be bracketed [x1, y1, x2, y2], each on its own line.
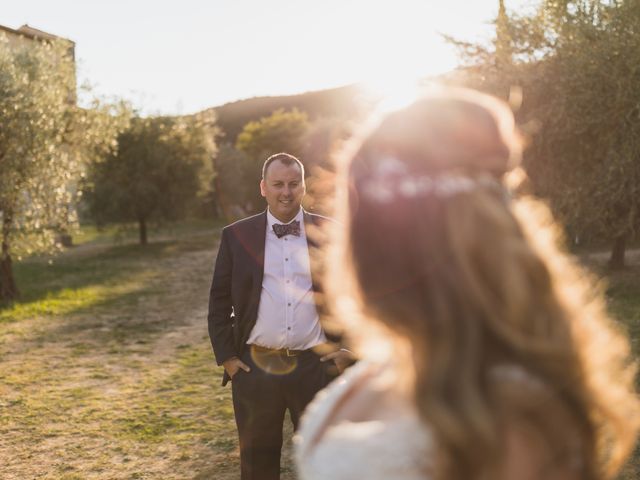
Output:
[1, 0, 533, 115]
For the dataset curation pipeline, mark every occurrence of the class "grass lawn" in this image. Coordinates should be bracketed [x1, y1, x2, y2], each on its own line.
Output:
[0, 222, 638, 479]
[597, 260, 640, 480]
[0, 220, 302, 480]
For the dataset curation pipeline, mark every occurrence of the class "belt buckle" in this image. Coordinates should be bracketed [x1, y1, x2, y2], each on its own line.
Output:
[285, 348, 297, 357]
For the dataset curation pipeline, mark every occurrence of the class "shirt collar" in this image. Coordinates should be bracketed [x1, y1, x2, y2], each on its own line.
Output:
[266, 207, 304, 230]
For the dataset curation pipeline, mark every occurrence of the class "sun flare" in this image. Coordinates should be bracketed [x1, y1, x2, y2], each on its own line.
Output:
[359, 75, 423, 114]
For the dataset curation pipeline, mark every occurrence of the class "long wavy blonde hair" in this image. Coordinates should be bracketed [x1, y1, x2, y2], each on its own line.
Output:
[326, 87, 639, 480]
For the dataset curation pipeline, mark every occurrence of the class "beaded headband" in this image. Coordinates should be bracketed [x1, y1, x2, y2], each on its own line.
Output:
[357, 156, 507, 204]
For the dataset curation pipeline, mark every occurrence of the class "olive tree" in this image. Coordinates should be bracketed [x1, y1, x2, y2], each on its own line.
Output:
[0, 35, 128, 301]
[84, 113, 217, 244]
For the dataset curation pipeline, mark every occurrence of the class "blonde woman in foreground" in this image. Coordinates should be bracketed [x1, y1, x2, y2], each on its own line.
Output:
[295, 88, 639, 480]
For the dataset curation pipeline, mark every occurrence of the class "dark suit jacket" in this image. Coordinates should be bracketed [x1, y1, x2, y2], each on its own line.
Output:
[207, 209, 334, 385]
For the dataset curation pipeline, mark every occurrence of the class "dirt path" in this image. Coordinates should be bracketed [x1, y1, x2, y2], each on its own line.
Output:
[0, 232, 297, 479]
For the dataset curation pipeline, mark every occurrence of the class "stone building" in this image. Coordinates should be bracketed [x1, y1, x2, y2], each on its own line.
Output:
[0, 23, 76, 102]
[0, 23, 74, 54]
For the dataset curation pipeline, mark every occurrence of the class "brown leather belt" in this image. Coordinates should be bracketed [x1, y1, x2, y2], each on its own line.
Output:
[250, 344, 308, 357]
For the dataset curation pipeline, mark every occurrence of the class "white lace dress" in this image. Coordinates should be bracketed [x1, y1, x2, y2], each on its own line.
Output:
[295, 361, 565, 480]
[294, 361, 434, 480]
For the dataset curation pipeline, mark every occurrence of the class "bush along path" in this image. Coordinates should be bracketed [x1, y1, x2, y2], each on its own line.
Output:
[0, 228, 297, 480]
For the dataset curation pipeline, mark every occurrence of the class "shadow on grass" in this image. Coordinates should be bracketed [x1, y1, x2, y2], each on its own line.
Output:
[1, 234, 218, 322]
[24, 286, 175, 349]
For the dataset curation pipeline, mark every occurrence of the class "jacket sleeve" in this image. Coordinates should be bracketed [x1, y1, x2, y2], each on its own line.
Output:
[208, 228, 237, 366]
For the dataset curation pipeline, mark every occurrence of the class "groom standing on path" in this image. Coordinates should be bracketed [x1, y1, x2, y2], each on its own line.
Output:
[208, 152, 351, 480]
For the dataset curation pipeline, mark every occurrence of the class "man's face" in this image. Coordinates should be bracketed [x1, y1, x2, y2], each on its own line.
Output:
[260, 160, 305, 223]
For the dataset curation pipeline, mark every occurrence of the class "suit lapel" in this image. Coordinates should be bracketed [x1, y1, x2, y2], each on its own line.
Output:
[303, 210, 323, 294]
[250, 210, 267, 286]
[303, 210, 319, 250]
[236, 211, 266, 350]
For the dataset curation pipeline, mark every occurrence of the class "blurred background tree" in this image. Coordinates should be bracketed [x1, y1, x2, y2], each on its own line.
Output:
[234, 108, 310, 213]
[236, 107, 309, 159]
[449, 0, 640, 268]
[212, 143, 254, 220]
[300, 116, 354, 214]
[0, 35, 128, 302]
[212, 109, 352, 219]
[83, 113, 217, 245]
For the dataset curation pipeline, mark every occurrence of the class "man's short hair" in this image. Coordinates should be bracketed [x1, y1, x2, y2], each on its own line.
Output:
[262, 153, 305, 179]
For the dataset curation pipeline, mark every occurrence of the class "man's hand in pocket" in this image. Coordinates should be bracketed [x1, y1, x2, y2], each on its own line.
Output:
[223, 357, 251, 378]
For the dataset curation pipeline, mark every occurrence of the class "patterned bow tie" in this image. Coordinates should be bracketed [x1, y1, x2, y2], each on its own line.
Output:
[272, 221, 301, 238]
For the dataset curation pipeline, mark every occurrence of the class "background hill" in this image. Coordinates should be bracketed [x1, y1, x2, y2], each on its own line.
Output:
[203, 83, 370, 143]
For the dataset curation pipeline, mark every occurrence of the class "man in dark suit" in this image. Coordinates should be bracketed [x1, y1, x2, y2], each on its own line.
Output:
[208, 152, 350, 480]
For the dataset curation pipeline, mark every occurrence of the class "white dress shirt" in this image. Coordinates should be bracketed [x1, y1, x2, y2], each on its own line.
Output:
[247, 208, 326, 349]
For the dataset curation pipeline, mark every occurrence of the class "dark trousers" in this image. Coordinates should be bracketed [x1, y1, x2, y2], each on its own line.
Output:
[231, 346, 333, 480]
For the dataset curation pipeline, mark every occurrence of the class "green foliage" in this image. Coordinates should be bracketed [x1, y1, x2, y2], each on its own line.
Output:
[0, 34, 129, 300]
[236, 107, 310, 160]
[300, 116, 355, 214]
[235, 108, 310, 213]
[302, 115, 352, 173]
[83, 113, 217, 243]
[211, 84, 366, 143]
[212, 143, 255, 219]
[449, 0, 640, 266]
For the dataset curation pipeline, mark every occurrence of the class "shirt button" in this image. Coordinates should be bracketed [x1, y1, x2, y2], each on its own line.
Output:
[285, 238, 288, 241]
[288, 303, 291, 306]
[287, 327, 291, 331]
[285, 258, 289, 261]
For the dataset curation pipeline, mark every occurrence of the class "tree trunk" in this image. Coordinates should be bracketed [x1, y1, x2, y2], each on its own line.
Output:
[0, 253, 18, 302]
[138, 217, 148, 245]
[0, 211, 19, 302]
[609, 234, 626, 270]
[56, 231, 73, 247]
